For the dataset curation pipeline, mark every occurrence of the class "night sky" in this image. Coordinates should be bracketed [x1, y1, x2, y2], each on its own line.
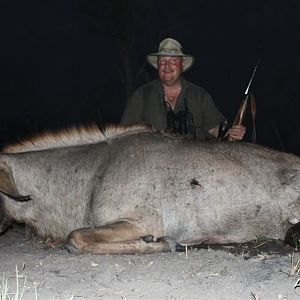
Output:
[0, 0, 300, 154]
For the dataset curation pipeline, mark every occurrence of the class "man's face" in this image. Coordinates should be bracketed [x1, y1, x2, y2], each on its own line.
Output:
[157, 56, 183, 86]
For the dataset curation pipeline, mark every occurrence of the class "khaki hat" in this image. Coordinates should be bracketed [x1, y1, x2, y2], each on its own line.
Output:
[147, 38, 194, 72]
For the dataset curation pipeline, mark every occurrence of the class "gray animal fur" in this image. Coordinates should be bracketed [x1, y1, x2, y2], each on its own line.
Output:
[1, 126, 300, 244]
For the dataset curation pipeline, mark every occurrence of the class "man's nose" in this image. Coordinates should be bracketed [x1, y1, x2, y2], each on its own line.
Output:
[162, 61, 174, 68]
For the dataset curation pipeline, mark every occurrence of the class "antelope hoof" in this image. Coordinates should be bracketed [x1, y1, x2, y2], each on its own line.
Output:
[65, 238, 83, 254]
[142, 234, 155, 243]
[157, 236, 177, 253]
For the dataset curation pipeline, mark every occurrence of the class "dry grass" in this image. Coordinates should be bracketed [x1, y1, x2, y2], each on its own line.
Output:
[0, 266, 76, 299]
[290, 252, 300, 276]
[0, 265, 37, 300]
[251, 292, 260, 300]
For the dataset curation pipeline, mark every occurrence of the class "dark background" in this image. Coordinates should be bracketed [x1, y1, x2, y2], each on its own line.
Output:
[0, 0, 299, 154]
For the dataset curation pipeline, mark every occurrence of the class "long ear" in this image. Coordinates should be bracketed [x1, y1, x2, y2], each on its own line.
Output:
[0, 166, 31, 202]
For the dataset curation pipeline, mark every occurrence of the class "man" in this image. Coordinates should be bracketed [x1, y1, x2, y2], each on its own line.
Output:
[121, 38, 245, 140]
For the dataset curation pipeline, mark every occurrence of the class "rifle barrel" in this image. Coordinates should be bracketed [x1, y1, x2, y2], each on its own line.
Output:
[244, 56, 261, 95]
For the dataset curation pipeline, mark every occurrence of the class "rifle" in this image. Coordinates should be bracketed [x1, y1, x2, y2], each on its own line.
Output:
[227, 56, 261, 142]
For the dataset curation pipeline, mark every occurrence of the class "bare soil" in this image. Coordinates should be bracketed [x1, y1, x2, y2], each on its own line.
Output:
[1, 224, 300, 300]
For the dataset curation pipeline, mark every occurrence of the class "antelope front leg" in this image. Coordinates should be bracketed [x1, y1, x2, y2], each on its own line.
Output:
[65, 220, 176, 255]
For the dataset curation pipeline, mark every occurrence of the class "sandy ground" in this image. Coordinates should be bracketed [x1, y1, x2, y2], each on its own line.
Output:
[1, 225, 300, 300]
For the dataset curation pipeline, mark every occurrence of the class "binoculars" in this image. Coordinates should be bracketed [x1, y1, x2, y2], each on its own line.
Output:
[166, 109, 195, 136]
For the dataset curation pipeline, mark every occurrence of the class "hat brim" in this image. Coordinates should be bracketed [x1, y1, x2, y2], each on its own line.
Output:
[147, 53, 194, 72]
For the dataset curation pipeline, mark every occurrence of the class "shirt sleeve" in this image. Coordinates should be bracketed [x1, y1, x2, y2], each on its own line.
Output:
[120, 88, 144, 125]
[202, 92, 226, 131]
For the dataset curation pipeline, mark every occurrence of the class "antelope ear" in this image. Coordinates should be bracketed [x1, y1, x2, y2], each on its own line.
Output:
[0, 165, 31, 202]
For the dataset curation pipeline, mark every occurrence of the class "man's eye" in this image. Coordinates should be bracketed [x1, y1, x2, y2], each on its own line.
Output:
[158, 59, 180, 66]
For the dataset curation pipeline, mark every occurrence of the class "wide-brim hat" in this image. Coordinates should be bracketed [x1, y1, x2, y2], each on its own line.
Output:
[147, 38, 194, 72]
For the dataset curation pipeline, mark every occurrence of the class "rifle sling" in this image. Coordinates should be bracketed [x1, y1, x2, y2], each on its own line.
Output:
[250, 93, 256, 144]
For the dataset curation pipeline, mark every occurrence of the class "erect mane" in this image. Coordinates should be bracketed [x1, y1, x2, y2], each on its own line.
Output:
[3, 123, 154, 153]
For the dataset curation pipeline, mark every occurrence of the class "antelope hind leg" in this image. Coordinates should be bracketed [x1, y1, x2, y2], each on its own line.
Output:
[65, 220, 175, 255]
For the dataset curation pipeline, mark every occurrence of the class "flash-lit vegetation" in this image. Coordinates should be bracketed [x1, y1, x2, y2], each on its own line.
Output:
[0, 266, 37, 300]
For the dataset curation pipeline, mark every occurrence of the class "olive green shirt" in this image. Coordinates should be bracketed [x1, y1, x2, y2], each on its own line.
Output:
[121, 78, 225, 139]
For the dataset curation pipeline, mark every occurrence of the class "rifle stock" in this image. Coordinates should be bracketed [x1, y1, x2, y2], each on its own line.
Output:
[227, 55, 260, 142]
[227, 95, 249, 142]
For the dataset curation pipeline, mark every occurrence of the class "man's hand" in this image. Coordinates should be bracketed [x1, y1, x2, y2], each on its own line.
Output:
[228, 125, 246, 141]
